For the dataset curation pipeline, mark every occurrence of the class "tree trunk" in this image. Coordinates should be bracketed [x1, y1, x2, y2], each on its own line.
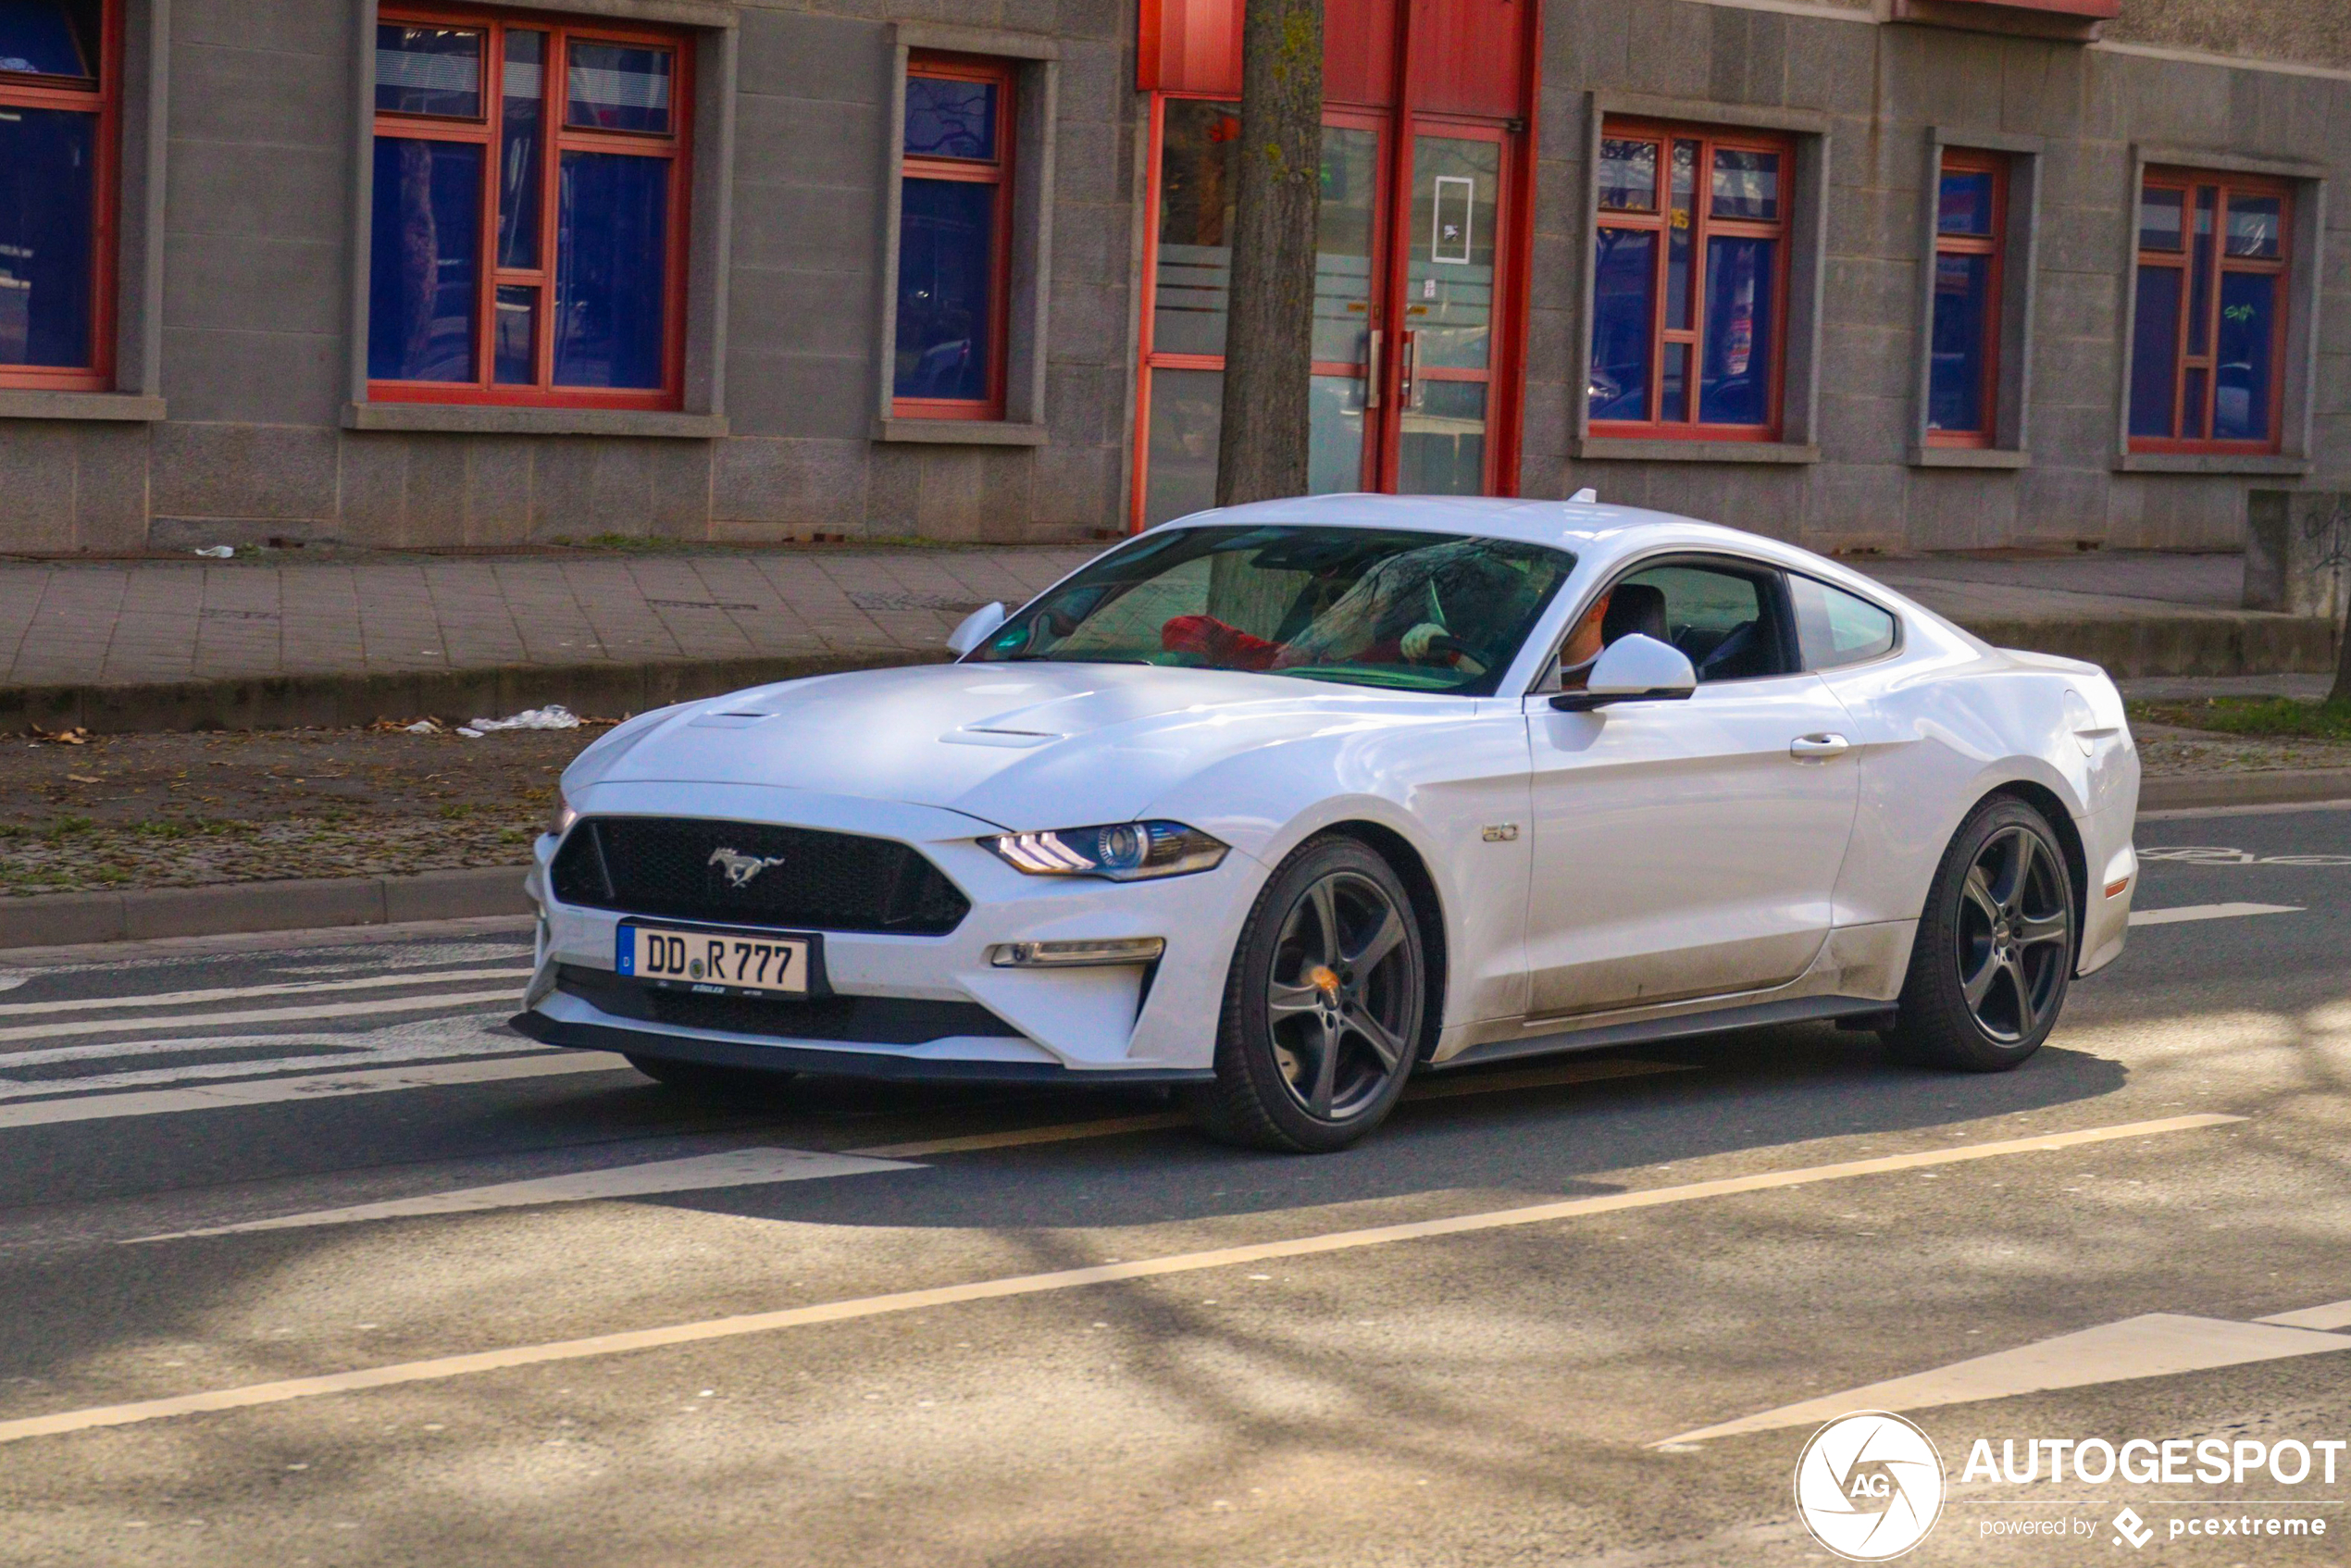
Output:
[2332, 586, 2351, 706]
[1214, 0, 1325, 507]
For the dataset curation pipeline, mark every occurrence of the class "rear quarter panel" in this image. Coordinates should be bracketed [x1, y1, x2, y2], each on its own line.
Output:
[1819, 636, 2139, 944]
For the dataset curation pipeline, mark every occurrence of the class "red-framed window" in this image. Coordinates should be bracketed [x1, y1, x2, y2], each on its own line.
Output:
[367, 6, 692, 408]
[1588, 119, 1792, 441]
[2128, 168, 2291, 453]
[1926, 148, 2009, 447]
[0, 0, 121, 392]
[892, 54, 1015, 420]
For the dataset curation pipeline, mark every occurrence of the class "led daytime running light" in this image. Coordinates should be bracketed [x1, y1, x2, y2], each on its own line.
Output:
[985, 821, 1228, 881]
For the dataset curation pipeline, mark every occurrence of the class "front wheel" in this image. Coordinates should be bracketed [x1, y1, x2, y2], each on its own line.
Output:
[1186, 837, 1429, 1153]
[1885, 797, 2076, 1071]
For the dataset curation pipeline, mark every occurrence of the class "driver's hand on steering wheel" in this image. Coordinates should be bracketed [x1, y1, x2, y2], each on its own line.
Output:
[1400, 622, 1447, 663]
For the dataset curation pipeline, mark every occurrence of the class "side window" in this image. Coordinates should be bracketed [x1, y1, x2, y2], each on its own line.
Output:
[1626, 565, 1793, 681]
[1557, 560, 1795, 686]
[1790, 575, 1897, 669]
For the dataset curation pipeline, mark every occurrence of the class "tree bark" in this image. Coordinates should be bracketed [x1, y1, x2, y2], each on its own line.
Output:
[2332, 580, 2351, 705]
[1214, 0, 1325, 507]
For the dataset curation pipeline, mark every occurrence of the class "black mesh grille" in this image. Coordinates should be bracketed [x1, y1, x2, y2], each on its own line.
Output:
[550, 817, 970, 936]
[556, 966, 1018, 1044]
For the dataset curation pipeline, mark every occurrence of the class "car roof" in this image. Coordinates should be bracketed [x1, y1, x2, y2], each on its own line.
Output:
[1162, 492, 1820, 572]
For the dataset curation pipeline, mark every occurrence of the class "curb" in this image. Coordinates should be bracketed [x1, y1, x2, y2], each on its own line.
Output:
[2138, 768, 2351, 812]
[7, 765, 2349, 952]
[0, 866, 534, 951]
[0, 649, 950, 734]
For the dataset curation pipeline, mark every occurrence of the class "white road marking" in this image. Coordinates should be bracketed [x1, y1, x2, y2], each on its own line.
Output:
[0, 989, 521, 1046]
[2258, 1299, 2351, 1331]
[130, 1148, 918, 1240]
[0, 1112, 2239, 1444]
[0, 968, 533, 1018]
[2128, 902, 2303, 927]
[1658, 1310, 2351, 1446]
[0, 1052, 631, 1130]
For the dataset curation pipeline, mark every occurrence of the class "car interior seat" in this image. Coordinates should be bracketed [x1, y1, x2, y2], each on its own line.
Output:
[1599, 582, 1667, 646]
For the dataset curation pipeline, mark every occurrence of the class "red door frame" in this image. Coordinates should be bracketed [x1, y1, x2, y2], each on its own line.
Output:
[1128, 0, 1537, 530]
[1372, 113, 1511, 493]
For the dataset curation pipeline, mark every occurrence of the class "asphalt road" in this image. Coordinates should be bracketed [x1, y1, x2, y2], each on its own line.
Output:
[2, 806, 2348, 1566]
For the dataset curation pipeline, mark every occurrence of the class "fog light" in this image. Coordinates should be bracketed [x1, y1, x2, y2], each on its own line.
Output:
[989, 938, 1167, 968]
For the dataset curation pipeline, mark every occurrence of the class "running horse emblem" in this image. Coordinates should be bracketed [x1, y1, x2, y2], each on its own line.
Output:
[708, 847, 788, 889]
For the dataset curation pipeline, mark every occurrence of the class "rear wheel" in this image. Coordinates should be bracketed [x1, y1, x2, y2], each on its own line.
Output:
[1187, 837, 1427, 1153]
[624, 1053, 797, 1099]
[1885, 797, 2076, 1071]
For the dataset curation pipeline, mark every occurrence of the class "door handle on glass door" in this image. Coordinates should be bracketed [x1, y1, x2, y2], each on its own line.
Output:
[1399, 330, 1418, 409]
[1789, 733, 1850, 759]
[1365, 330, 1383, 409]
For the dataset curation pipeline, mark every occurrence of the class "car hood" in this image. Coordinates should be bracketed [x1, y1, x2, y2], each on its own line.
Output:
[567, 661, 1407, 829]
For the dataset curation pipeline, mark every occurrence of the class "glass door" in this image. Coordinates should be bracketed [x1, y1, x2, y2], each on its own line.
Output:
[1308, 117, 1386, 494]
[1138, 101, 1390, 527]
[1380, 125, 1505, 495]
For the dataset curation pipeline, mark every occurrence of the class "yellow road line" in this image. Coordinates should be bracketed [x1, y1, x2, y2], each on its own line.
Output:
[0, 1112, 2241, 1446]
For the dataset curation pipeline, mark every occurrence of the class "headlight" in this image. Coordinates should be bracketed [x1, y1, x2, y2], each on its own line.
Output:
[984, 821, 1228, 881]
[545, 794, 579, 839]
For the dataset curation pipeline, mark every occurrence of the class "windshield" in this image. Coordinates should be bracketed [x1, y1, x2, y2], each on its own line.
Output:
[969, 525, 1577, 694]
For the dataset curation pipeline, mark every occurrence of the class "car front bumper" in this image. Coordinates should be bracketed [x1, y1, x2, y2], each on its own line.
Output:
[516, 780, 1263, 1079]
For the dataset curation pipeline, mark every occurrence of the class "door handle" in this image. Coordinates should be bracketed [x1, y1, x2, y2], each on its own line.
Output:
[1399, 330, 1418, 409]
[1365, 329, 1383, 409]
[1789, 733, 1850, 759]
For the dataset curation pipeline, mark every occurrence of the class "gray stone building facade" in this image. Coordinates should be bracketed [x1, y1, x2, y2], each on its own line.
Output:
[0, 0, 2345, 556]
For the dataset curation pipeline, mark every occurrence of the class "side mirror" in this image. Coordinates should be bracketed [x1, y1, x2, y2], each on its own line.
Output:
[1549, 632, 1697, 712]
[946, 602, 1008, 656]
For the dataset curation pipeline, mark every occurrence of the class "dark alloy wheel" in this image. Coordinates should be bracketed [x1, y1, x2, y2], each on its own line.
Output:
[1187, 836, 1428, 1152]
[624, 1053, 797, 1099]
[1886, 796, 2076, 1071]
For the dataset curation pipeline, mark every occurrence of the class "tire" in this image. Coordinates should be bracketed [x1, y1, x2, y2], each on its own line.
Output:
[1885, 796, 2076, 1072]
[1185, 836, 1429, 1153]
[624, 1053, 797, 1099]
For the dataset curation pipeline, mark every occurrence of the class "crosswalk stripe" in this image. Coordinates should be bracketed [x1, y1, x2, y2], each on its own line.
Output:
[0, 989, 521, 1046]
[0, 1052, 631, 1130]
[0, 968, 534, 1018]
[130, 1148, 918, 1240]
[0, 1112, 2242, 1444]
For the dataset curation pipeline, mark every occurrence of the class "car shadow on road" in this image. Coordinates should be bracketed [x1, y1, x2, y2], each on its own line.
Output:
[633, 1021, 2133, 1233]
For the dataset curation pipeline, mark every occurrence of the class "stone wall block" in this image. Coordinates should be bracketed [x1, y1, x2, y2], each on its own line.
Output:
[152, 422, 339, 523]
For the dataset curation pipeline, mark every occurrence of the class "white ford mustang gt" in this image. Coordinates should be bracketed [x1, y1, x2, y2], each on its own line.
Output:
[513, 495, 2139, 1151]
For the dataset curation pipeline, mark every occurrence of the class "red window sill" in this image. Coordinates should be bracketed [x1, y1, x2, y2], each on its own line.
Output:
[0, 367, 111, 393]
[891, 399, 1009, 422]
[367, 384, 679, 412]
[1588, 422, 1781, 442]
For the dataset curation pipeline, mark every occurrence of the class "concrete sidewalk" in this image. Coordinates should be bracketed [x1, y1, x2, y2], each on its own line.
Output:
[1, 545, 1093, 730]
[0, 542, 2334, 732]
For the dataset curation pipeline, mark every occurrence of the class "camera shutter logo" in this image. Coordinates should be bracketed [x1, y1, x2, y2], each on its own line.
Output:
[1793, 1412, 1946, 1561]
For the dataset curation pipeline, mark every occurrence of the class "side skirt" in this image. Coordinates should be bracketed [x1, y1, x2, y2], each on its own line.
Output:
[1429, 995, 1893, 1073]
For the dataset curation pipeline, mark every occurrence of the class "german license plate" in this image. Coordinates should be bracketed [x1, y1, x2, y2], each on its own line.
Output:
[619, 924, 811, 996]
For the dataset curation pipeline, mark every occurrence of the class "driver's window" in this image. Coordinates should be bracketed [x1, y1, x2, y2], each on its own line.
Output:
[1557, 560, 1794, 688]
